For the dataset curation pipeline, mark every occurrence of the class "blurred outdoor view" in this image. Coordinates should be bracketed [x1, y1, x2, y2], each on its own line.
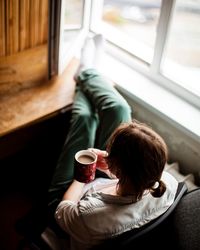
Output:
[102, 0, 162, 58]
[161, 0, 200, 94]
[102, 0, 200, 95]
[64, 0, 83, 29]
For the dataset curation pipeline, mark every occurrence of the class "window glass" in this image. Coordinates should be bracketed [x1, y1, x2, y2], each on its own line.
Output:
[94, 0, 161, 63]
[161, 0, 200, 96]
[58, 0, 86, 74]
[63, 0, 83, 29]
[62, 0, 84, 53]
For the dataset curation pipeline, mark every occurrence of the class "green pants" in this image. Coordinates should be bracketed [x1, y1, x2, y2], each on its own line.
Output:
[48, 69, 132, 203]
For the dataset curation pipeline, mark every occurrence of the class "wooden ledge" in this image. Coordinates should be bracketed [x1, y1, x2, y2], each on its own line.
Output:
[0, 57, 79, 137]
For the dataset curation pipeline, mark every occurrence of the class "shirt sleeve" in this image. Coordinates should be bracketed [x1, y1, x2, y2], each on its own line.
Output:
[54, 200, 91, 243]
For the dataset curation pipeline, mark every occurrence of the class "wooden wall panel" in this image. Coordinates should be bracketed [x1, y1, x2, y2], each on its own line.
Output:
[12, 0, 19, 53]
[39, 0, 48, 44]
[6, 0, 19, 55]
[0, 0, 6, 56]
[0, 0, 48, 57]
[19, 0, 30, 51]
[30, 0, 40, 47]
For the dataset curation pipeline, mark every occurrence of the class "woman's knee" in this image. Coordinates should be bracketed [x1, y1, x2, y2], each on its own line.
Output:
[106, 102, 132, 122]
[72, 109, 91, 124]
[71, 109, 98, 133]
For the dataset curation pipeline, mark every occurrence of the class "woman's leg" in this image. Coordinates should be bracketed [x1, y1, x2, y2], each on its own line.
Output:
[48, 86, 98, 203]
[76, 34, 132, 149]
[77, 69, 132, 150]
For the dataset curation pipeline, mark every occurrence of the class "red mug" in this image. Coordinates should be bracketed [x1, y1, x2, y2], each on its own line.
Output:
[74, 150, 97, 183]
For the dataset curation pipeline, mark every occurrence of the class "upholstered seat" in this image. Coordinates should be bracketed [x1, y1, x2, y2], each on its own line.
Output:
[172, 187, 200, 250]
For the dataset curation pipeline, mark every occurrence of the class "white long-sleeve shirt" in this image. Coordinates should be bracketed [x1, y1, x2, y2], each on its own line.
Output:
[51, 171, 178, 250]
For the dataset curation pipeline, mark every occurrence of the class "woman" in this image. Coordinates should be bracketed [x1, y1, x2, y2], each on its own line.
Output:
[47, 35, 178, 250]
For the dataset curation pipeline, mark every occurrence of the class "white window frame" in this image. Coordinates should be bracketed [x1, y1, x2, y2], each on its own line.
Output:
[58, 0, 91, 74]
[89, 0, 200, 109]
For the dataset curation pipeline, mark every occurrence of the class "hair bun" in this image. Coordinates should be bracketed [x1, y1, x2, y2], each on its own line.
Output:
[151, 180, 166, 198]
[152, 181, 159, 189]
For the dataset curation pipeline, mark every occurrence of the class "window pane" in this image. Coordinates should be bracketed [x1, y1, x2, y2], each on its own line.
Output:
[63, 0, 83, 29]
[62, 0, 84, 53]
[95, 0, 161, 63]
[59, 0, 86, 74]
[161, 0, 200, 96]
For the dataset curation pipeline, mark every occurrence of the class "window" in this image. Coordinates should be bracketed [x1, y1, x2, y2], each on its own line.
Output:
[57, 0, 200, 109]
[90, 0, 200, 108]
[63, 0, 84, 30]
[91, 0, 162, 64]
[161, 0, 200, 98]
[57, 0, 91, 74]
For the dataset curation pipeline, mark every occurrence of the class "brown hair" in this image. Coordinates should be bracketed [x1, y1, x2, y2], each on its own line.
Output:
[106, 120, 167, 200]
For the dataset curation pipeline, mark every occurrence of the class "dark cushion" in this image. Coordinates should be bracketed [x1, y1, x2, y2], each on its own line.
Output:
[173, 188, 200, 250]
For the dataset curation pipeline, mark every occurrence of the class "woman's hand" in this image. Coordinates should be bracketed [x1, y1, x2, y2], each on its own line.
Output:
[88, 148, 108, 170]
[88, 148, 117, 179]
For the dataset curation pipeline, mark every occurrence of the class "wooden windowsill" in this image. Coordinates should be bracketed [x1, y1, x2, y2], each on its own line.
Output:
[0, 57, 79, 137]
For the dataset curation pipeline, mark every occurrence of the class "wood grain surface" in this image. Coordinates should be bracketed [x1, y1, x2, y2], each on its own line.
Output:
[0, 45, 79, 137]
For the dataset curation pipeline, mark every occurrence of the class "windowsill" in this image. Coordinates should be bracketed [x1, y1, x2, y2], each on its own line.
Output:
[100, 53, 200, 142]
[0, 55, 79, 137]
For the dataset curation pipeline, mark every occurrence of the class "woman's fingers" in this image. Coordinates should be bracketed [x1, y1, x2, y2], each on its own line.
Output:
[88, 148, 108, 157]
[88, 148, 108, 170]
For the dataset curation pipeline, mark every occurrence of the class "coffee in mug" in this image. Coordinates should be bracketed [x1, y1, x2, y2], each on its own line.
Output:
[74, 150, 97, 183]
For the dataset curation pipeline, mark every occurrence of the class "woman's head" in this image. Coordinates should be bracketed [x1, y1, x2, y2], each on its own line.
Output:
[106, 120, 167, 200]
